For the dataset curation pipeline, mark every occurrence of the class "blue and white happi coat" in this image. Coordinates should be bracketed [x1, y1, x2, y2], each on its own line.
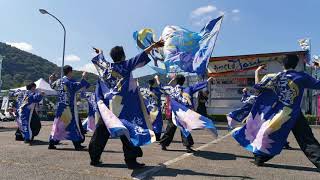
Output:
[81, 91, 97, 132]
[50, 76, 90, 142]
[162, 81, 218, 138]
[92, 52, 156, 146]
[233, 70, 320, 156]
[10, 90, 24, 131]
[140, 86, 163, 134]
[227, 92, 257, 129]
[18, 90, 43, 141]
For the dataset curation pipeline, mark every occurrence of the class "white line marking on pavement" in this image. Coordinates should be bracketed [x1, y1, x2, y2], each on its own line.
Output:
[132, 132, 232, 180]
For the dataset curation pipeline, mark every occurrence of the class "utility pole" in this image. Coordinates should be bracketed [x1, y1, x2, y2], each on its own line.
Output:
[0, 55, 4, 93]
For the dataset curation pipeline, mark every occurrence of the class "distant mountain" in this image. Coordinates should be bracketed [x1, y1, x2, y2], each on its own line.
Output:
[0, 42, 97, 90]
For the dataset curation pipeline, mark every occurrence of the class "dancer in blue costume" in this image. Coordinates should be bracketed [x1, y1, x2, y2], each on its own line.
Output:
[16, 83, 44, 145]
[80, 91, 97, 132]
[233, 55, 320, 168]
[140, 75, 164, 141]
[227, 88, 257, 130]
[88, 40, 164, 169]
[48, 66, 90, 150]
[10, 89, 25, 141]
[228, 65, 293, 149]
[159, 74, 213, 153]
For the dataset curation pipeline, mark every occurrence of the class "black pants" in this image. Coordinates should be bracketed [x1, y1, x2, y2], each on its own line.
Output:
[15, 128, 23, 141]
[254, 112, 320, 168]
[88, 118, 143, 163]
[78, 118, 86, 143]
[159, 119, 194, 147]
[155, 133, 162, 141]
[30, 113, 41, 137]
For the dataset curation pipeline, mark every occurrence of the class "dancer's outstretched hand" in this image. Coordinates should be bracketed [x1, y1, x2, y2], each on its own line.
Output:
[82, 71, 87, 79]
[93, 47, 103, 54]
[153, 39, 165, 48]
[40, 91, 45, 96]
[154, 75, 161, 85]
[256, 65, 266, 72]
[242, 88, 248, 93]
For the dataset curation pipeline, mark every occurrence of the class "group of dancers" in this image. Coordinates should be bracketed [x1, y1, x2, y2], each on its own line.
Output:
[9, 39, 320, 170]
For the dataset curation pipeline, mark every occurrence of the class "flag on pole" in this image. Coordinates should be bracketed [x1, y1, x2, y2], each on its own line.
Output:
[133, 16, 224, 75]
[298, 38, 310, 51]
[298, 38, 311, 65]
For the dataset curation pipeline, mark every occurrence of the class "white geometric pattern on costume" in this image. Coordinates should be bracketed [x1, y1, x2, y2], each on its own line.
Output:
[97, 57, 123, 95]
[168, 85, 189, 105]
[88, 94, 97, 111]
[140, 88, 157, 110]
[133, 116, 144, 126]
[132, 116, 148, 135]
[134, 126, 148, 135]
[57, 84, 69, 105]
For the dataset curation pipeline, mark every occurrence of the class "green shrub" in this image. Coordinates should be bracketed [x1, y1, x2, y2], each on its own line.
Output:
[79, 111, 88, 119]
[43, 111, 88, 121]
[305, 115, 318, 125]
[46, 111, 55, 121]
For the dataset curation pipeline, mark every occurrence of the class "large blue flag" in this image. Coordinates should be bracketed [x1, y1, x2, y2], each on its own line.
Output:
[170, 98, 218, 138]
[133, 16, 223, 75]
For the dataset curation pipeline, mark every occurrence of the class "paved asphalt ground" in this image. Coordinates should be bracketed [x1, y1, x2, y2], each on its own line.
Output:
[0, 121, 319, 180]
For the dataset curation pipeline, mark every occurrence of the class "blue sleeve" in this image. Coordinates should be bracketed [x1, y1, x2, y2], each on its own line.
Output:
[125, 52, 151, 72]
[189, 81, 208, 94]
[153, 87, 163, 96]
[302, 73, 320, 89]
[70, 79, 90, 92]
[80, 91, 87, 99]
[91, 53, 107, 65]
[91, 53, 111, 76]
[253, 74, 275, 91]
[241, 92, 249, 103]
[30, 93, 43, 103]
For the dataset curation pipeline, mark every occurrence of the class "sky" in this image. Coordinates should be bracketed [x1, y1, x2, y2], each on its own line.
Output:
[0, 0, 319, 76]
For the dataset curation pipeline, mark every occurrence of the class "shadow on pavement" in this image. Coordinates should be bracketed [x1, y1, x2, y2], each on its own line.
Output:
[170, 140, 206, 145]
[235, 154, 254, 160]
[162, 149, 187, 153]
[282, 147, 301, 151]
[0, 127, 17, 132]
[54, 148, 122, 153]
[95, 163, 128, 169]
[150, 167, 253, 179]
[131, 165, 157, 177]
[263, 163, 320, 173]
[216, 126, 229, 131]
[31, 140, 49, 145]
[193, 150, 236, 160]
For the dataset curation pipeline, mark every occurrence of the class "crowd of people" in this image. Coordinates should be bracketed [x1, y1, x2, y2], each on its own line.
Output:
[8, 39, 320, 170]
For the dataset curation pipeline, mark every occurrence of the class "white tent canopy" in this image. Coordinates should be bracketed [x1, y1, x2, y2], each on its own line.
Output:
[11, 78, 57, 96]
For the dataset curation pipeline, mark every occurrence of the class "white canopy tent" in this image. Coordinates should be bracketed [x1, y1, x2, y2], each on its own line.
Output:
[11, 78, 57, 96]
